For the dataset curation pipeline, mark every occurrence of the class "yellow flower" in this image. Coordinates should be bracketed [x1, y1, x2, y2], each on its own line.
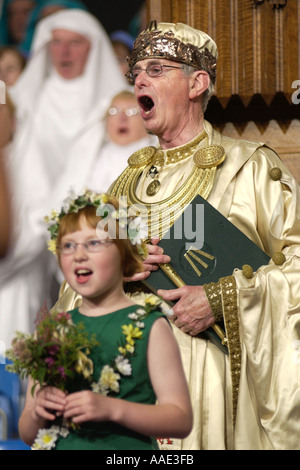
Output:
[122, 324, 143, 339]
[51, 209, 59, 220]
[47, 239, 57, 254]
[101, 193, 109, 204]
[125, 344, 134, 354]
[144, 294, 159, 306]
[75, 350, 94, 379]
[99, 365, 120, 393]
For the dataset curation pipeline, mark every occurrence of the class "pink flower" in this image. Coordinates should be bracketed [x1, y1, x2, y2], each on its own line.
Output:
[58, 366, 66, 379]
[45, 357, 55, 367]
[56, 312, 71, 322]
[48, 345, 59, 356]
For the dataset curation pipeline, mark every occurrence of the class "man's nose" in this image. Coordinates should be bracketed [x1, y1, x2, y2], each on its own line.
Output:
[134, 69, 149, 87]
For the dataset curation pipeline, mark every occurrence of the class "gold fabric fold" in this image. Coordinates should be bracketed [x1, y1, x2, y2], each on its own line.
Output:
[53, 121, 300, 449]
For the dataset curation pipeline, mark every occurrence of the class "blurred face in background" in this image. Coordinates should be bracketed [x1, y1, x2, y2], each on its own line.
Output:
[8, 0, 35, 43]
[106, 94, 149, 146]
[0, 48, 25, 86]
[49, 29, 91, 79]
[112, 41, 130, 77]
[40, 5, 65, 19]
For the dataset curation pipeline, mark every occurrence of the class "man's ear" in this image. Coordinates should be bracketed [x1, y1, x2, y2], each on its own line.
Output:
[189, 71, 210, 99]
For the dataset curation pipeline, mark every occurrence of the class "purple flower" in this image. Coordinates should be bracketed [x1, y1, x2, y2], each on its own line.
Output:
[48, 345, 59, 356]
[58, 366, 66, 379]
[45, 357, 55, 367]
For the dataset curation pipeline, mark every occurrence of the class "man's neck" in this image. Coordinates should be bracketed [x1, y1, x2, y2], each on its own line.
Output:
[158, 119, 205, 150]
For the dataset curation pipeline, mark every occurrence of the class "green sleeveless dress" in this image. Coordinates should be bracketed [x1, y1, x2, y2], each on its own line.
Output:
[54, 305, 165, 450]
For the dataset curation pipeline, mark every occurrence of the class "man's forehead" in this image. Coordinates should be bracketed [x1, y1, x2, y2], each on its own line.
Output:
[51, 29, 89, 42]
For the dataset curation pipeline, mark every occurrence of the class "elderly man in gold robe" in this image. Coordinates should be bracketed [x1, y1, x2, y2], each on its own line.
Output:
[55, 22, 300, 450]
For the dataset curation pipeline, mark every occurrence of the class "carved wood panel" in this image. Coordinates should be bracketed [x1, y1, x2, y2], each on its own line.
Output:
[146, 0, 300, 107]
[146, 0, 300, 182]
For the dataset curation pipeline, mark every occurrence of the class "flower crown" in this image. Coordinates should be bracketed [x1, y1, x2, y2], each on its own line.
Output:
[44, 189, 148, 256]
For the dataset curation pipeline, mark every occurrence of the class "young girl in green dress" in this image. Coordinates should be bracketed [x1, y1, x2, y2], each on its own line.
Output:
[18, 191, 193, 450]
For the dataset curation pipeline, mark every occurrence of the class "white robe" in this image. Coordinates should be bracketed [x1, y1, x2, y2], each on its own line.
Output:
[88, 135, 158, 193]
[0, 9, 127, 349]
[54, 121, 300, 449]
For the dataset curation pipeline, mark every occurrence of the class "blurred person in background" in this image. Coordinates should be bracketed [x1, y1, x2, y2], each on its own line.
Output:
[0, 46, 26, 86]
[18, 0, 88, 57]
[0, 98, 12, 258]
[0, 0, 37, 48]
[110, 30, 135, 83]
[0, 9, 126, 351]
[89, 90, 158, 193]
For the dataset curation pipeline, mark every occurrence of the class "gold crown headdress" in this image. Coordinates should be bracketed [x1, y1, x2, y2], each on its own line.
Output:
[127, 21, 217, 84]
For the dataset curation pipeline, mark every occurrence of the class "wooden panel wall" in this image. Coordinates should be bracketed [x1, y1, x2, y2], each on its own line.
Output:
[145, 0, 300, 182]
[147, 1, 299, 103]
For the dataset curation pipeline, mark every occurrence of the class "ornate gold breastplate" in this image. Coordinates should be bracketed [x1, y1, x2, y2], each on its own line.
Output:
[110, 133, 225, 241]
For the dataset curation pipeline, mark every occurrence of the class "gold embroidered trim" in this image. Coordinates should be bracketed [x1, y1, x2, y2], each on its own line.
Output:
[155, 131, 206, 165]
[128, 132, 206, 168]
[110, 138, 220, 241]
[220, 275, 240, 426]
[203, 281, 223, 323]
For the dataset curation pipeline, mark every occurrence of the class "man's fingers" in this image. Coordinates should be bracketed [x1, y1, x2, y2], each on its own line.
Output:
[158, 287, 184, 302]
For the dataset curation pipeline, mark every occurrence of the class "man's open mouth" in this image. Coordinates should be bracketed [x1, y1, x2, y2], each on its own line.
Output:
[139, 96, 154, 114]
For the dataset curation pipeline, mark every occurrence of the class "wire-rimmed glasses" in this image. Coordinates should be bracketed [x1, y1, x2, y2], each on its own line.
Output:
[58, 239, 113, 255]
[126, 63, 183, 85]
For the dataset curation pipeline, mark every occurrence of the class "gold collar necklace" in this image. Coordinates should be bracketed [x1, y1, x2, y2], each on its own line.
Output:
[146, 132, 206, 196]
[110, 131, 226, 240]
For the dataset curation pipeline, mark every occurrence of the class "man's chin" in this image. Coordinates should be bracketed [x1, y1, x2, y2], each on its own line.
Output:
[56, 67, 79, 80]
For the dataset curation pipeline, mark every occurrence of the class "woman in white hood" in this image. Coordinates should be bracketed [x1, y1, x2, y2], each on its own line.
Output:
[0, 9, 126, 348]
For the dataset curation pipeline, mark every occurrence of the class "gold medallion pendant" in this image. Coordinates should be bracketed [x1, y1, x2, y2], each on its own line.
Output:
[146, 179, 161, 196]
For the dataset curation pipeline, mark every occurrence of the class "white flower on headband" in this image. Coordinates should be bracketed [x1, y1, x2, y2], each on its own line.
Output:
[128, 216, 148, 245]
[111, 208, 128, 228]
[44, 189, 148, 256]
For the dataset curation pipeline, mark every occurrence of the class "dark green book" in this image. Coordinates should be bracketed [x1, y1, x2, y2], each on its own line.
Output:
[143, 195, 270, 353]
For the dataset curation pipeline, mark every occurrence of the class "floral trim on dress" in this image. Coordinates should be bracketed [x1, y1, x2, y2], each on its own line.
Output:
[32, 295, 162, 450]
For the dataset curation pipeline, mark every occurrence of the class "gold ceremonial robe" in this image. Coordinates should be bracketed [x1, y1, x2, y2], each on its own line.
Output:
[54, 121, 300, 450]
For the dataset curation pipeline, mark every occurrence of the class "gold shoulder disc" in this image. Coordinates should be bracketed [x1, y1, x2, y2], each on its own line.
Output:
[128, 146, 157, 168]
[193, 145, 226, 168]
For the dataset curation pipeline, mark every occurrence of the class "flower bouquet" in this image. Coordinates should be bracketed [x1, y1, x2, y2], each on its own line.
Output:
[6, 304, 98, 396]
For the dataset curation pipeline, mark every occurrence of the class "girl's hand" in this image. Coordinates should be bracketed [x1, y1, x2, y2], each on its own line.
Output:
[32, 386, 67, 422]
[63, 391, 112, 424]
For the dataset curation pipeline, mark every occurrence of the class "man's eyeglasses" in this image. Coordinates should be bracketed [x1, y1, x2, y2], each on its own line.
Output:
[58, 239, 113, 255]
[108, 106, 139, 117]
[126, 63, 183, 85]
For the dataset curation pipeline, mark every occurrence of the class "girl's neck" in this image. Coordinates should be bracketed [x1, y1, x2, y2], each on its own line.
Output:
[79, 290, 134, 317]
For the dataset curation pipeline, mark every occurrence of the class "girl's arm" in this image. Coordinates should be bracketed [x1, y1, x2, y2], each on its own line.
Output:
[64, 318, 193, 438]
[18, 378, 67, 446]
[0, 152, 11, 258]
[0, 104, 12, 258]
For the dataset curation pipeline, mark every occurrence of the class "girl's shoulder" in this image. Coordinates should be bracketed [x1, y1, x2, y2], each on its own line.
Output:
[127, 304, 169, 333]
